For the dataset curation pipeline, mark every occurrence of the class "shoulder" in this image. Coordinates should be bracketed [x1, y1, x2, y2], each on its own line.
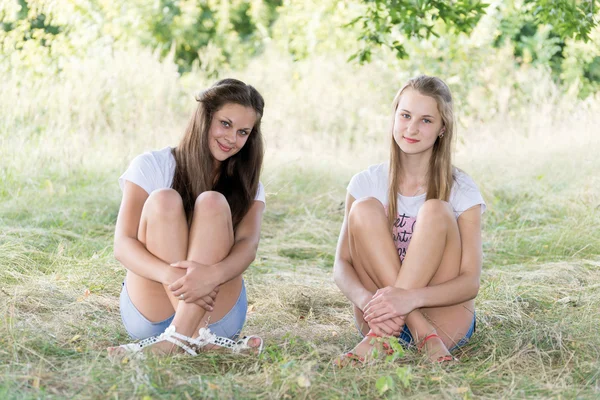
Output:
[452, 169, 480, 192]
[350, 163, 388, 183]
[450, 168, 486, 216]
[347, 162, 388, 201]
[119, 147, 174, 194]
[128, 146, 172, 168]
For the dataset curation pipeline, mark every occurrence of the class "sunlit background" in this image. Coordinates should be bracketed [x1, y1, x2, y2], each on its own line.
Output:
[1, 1, 599, 398]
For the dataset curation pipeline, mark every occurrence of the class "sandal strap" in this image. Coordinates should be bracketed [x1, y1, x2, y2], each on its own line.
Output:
[234, 335, 264, 354]
[189, 328, 263, 354]
[417, 333, 440, 352]
[190, 327, 238, 350]
[116, 325, 199, 357]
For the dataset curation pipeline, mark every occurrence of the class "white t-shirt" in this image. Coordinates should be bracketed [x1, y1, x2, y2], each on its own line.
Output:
[347, 163, 485, 262]
[119, 147, 266, 204]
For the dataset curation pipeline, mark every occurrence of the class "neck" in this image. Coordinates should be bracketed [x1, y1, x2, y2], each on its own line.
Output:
[398, 150, 431, 185]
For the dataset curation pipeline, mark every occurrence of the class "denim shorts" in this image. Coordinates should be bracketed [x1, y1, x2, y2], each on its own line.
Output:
[120, 280, 247, 340]
[356, 312, 476, 352]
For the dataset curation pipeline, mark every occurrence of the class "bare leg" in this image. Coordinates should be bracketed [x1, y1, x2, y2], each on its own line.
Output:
[109, 190, 256, 355]
[346, 197, 473, 361]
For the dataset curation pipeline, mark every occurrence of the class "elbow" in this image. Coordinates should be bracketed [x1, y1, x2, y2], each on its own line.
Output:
[113, 239, 125, 263]
[246, 239, 260, 264]
[470, 279, 481, 300]
[332, 262, 343, 287]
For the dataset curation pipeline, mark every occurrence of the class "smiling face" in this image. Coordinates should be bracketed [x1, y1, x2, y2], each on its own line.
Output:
[208, 102, 258, 164]
[392, 88, 445, 158]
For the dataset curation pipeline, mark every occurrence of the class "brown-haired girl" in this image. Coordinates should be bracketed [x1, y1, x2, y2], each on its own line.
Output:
[108, 79, 265, 357]
[334, 75, 486, 365]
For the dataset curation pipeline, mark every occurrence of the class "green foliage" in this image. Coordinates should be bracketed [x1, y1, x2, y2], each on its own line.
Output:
[351, 0, 598, 62]
[0, 0, 281, 76]
[532, 0, 597, 42]
[348, 0, 489, 62]
[120, 0, 282, 75]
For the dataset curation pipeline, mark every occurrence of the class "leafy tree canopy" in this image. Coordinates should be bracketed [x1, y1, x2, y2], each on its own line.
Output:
[350, 0, 599, 62]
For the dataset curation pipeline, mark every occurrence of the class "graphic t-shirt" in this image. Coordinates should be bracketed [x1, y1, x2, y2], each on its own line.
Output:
[118, 146, 266, 204]
[347, 163, 485, 262]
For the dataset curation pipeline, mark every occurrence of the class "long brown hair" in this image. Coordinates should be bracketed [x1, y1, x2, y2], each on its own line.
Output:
[387, 75, 455, 228]
[171, 79, 264, 228]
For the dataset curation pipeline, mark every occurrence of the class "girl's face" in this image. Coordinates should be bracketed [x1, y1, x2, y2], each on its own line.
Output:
[208, 103, 257, 163]
[393, 89, 444, 157]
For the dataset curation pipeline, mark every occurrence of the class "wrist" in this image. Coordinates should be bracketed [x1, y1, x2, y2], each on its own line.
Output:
[161, 263, 179, 285]
[357, 290, 374, 311]
[409, 288, 425, 310]
[208, 263, 225, 286]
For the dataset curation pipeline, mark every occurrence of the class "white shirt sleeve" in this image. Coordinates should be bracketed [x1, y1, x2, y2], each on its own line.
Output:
[347, 163, 388, 204]
[118, 152, 165, 195]
[254, 182, 266, 204]
[450, 171, 486, 218]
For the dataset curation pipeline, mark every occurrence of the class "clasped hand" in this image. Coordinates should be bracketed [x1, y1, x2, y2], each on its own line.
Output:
[363, 287, 417, 335]
[167, 260, 220, 312]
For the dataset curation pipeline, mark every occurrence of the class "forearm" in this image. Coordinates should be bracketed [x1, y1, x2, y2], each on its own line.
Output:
[114, 237, 173, 284]
[334, 260, 373, 310]
[407, 273, 480, 309]
[211, 238, 258, 285]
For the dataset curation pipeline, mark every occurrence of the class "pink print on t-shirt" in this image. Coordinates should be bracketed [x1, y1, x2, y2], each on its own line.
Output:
[392, 213, 417, 263]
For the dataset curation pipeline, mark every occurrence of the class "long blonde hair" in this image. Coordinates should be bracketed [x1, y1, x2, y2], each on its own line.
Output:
[387, 75, 455, 228]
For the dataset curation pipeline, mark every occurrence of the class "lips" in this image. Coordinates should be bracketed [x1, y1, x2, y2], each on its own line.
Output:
[403, 136, 420, 144]
[217, 141, 232, 152]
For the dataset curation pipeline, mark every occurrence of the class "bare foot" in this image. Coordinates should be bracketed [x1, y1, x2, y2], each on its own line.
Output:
[334, 334, 392, 367]
[418, 334, 455, 363]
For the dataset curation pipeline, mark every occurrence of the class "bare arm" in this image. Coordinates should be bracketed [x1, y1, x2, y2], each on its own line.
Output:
[409, 205, 483, 309]
[333, 193, 374, 311]
[113, 181, 180, 285]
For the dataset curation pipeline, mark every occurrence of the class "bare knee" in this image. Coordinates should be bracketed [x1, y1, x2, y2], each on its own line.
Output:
[417, 199, 454, 226]
[194, 191, 230, 216]
[145, 189, 184, 217]
[348, 197, 386, 230]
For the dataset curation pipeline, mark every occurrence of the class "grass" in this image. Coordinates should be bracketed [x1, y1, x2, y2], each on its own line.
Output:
[1, 46, 600, 399]
[1, 145, 599, 399]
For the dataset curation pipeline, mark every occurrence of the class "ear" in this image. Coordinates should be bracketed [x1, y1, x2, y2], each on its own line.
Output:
[440, 126, 446, 134]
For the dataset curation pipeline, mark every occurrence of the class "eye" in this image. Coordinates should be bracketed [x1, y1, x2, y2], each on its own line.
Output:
[401, 113, 410, 119]
[423, 118, 432, 124]
[220, 120, 231, 128]
[238, 130, 249, 136]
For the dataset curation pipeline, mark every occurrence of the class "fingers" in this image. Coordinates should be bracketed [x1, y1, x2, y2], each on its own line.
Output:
[365, 295, 383, 310]
[191, 298, 213, 311]
[371, 321, 394, 336]
[369, 324, 385, 337]
[168, 277, 184, 292]
[381, 320, 401, 337]
[189, 294, 214, 307]
[364, 305, 392, 322]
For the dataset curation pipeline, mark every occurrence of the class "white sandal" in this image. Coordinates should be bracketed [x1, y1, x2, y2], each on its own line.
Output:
[194, 327, 264, 354]
[111, 325, 199, 359]
[111, 326, 263, 359]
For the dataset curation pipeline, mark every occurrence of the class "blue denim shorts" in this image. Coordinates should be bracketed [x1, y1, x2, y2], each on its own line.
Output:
[356, 312, 476, 352]
[120, 280, 247, 340]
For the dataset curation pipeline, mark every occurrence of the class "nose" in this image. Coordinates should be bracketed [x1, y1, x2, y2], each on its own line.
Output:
[406, 119, 419, 135]
[224, 130, 237, 146]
